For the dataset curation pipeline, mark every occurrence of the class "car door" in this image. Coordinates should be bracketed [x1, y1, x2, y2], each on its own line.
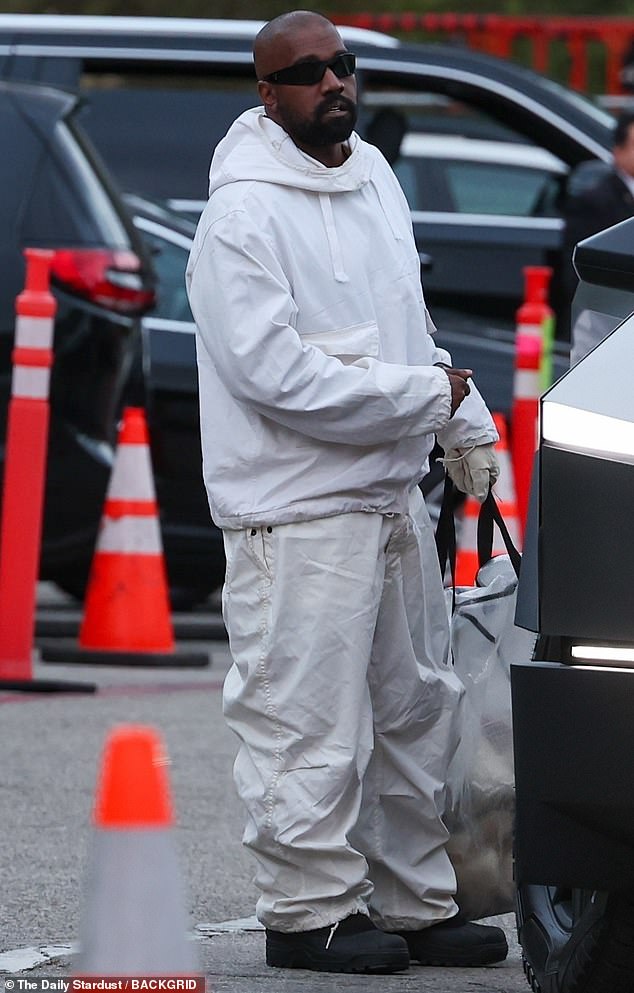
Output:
[395, 130, 565, 318]
[357, 83, 567, 328]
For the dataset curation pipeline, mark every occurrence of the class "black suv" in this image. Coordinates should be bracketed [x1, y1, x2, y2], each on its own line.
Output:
[0, 80, 155, 596]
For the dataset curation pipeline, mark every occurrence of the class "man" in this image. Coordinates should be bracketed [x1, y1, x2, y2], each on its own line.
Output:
[559, 110, 634, 344]
[187, 10, 505, 975]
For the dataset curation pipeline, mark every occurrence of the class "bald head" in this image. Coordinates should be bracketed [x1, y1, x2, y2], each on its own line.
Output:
[253, 9, 357, 167]
[254, 10, 341, 80]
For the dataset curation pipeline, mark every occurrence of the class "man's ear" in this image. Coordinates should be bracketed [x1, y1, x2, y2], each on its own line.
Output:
[258, 80, 277, 113]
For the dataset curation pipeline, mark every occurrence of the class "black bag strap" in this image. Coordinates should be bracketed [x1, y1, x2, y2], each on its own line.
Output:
[435, 473, 457, 589]
[477, 489, 522, 578]
[434, 476, 521, 588]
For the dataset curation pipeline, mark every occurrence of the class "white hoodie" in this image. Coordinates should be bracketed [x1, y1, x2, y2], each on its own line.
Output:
[186, 107, 497, 529]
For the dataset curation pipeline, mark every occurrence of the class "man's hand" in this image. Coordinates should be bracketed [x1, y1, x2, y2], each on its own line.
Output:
[442, 442, 500, 503]
[437, 365, 472, 416]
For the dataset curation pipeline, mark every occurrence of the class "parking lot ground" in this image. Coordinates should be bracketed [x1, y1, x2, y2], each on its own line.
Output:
[0, 587, 527, 993]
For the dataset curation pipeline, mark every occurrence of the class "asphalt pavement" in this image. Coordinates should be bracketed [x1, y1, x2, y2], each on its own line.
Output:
[0, 585, 528, 993]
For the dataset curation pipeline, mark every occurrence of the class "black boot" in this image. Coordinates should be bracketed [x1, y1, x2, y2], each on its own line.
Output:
[396, 917, 508, 966]
[266, 912, 410, 973]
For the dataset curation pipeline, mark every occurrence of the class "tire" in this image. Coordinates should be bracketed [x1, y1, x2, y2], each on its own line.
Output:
[516, 884, 634, 993]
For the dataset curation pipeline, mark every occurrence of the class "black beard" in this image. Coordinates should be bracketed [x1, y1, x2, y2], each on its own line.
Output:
[281, 96, 358, 148]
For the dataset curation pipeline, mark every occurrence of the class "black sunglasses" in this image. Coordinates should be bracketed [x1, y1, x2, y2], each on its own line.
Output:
[262, 52, 356, 86]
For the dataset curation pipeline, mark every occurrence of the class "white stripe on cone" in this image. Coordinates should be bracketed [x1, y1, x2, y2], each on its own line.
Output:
[459, 503, 522, 556]
[516, 322, 543, 340]
[14, 313, 54, 349]
[11, 365, 50, 399]
[96, 515, 163, 554]
[493, 515, 522, 551]
[492, 468, 515, 505]
[513, 369, 540, 399]
[107, 445, 156, 501]
[493, 440, 517, 505]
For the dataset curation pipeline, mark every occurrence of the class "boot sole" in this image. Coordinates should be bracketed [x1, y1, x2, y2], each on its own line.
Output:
[410, 939, 509, 967]
[266, 947, 410, 974]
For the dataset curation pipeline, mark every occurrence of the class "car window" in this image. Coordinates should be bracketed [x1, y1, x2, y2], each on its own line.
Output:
[78, 69, 257, 204]
[393, 152, 563, 217]
[390, 159, 418, 209]
[137, 224, 192, 323]
[444, 161, 560, 216]
[360, 85, 523, 147]
[360, 82, 566, 219]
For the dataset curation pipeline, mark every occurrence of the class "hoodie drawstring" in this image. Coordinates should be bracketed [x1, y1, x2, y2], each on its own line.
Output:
[319, 194, 349, 283]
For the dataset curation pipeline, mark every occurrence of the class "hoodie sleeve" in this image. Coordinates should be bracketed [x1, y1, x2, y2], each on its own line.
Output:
[436, 383, 499, 450]
[430, 342, 499, 449]
[187, 206, 453, 447]
[422, 309, 499, 450]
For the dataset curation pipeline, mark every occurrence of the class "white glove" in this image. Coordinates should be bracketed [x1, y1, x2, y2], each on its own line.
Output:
[442, 443, 500, 503]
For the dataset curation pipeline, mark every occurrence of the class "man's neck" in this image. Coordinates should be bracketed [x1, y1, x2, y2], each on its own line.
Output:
[296, 141, 350, 168]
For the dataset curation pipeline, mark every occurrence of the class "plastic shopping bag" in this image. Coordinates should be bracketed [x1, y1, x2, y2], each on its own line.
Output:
[436, 484, 537, 921]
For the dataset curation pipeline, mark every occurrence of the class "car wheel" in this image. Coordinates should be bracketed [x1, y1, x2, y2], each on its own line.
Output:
[517, 884, 634, 993]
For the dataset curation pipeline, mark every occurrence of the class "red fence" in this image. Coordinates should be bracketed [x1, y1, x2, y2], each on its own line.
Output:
[336, 13, 634, 95]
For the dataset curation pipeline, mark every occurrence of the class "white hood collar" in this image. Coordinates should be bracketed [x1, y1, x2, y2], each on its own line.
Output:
[208, 106, 374, 197]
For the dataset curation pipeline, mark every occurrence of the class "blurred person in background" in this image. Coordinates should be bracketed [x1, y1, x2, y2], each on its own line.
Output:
[560, 110, 634, 348]
[187, 9, 504, 976]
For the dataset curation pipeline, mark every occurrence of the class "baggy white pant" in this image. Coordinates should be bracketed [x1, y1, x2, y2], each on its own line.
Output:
[221, 488, 464, 932]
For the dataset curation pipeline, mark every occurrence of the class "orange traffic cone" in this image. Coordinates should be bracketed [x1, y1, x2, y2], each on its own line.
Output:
[455, 413, 522, 586]
[0, 251, 94, 693]
[511, 335, 541, 538]
[491, 412, 522, 553]
[75, 725, 200, 977]
[39, 408, 208, 667]
[455, 492, 480, 587]
[80, 406, 174, 653]
[515, 265, 555, 391]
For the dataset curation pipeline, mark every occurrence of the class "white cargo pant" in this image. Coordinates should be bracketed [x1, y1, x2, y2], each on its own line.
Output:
[221, 488, 464, 932]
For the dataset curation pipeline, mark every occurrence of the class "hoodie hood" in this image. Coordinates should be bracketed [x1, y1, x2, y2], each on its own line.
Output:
[208, 106, 374, 197]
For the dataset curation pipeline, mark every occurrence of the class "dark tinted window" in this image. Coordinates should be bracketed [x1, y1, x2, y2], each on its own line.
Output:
[22, 118, 130, 248]
[77, 70, 257, 202]
[0, 93, 39, 329]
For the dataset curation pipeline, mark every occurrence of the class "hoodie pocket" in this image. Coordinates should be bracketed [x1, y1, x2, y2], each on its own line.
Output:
[299, 320, 379, 365]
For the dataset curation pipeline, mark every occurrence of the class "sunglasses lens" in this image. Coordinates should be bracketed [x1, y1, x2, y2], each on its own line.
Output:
[333, 53, 356, 78]
[293, 63, 325, 85]
[269, 53, 355, 85]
